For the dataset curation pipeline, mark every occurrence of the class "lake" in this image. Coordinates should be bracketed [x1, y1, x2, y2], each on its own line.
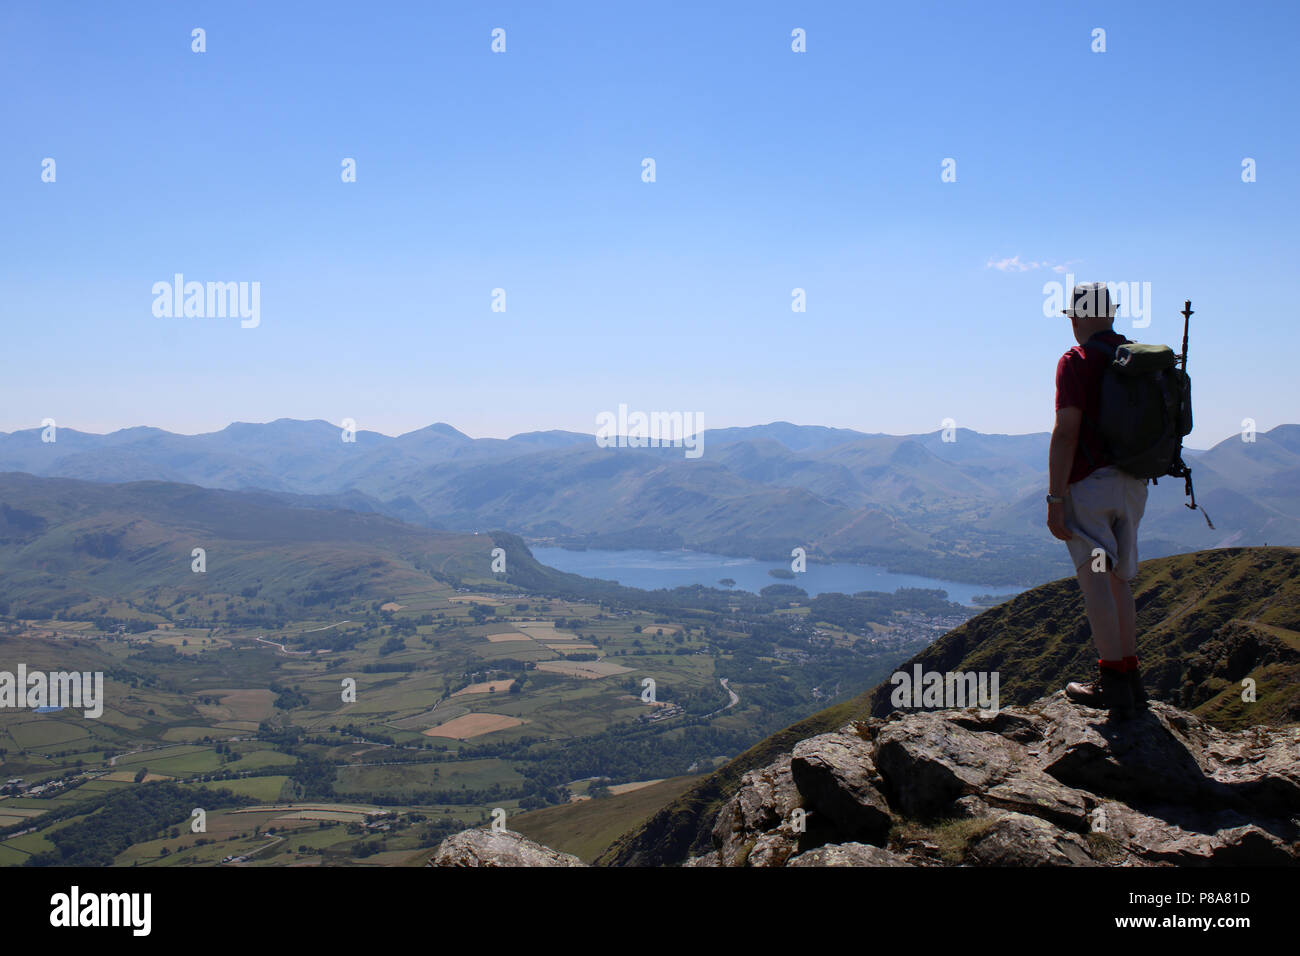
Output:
[530, 547, 1024, 606]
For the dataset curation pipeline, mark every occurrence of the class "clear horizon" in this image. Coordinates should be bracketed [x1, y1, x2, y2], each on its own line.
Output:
[4, 1, 1296, 446]
[0, 414, 1255, 452]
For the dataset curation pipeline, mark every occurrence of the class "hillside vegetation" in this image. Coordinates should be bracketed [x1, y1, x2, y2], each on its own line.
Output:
[597, 546, 1300, 866]
[0, 474, 956, 867]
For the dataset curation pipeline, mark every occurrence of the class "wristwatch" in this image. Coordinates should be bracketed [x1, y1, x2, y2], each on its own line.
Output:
[1045, 493, 1065, 504]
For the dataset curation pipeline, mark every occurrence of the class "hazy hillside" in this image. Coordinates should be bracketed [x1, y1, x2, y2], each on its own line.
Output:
[597, 546, 1300, 866]
[3, 420, 1297, 587]
[0, 472, 510, 623]
[975, 426, 1300, 562]
[0, 472, 904, 627]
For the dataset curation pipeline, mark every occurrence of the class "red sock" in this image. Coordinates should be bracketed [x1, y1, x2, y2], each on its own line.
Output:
[1123, 656, 1139, 672]
[1099, 658, 1126, 673]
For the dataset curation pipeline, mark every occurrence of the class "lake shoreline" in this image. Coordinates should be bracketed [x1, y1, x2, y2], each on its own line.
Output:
[527, 544, 1032, 607]
[524, 540, 1050, 589]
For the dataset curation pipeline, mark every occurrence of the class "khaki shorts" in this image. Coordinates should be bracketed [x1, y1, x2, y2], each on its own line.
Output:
[1064, 465, 1149, 580]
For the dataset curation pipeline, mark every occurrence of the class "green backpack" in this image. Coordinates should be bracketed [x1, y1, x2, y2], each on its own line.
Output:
[1082, 325, 1213, 528]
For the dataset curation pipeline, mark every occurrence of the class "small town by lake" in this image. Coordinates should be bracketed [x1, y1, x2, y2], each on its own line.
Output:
[530, 547, 1024, 607]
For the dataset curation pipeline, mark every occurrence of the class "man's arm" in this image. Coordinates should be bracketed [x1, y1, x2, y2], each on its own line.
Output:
[1049, 406, 1081, 497]
[1047, 406, 1081, 541]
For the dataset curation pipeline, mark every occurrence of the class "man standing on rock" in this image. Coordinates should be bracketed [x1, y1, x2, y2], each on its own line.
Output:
[1046, 283, 1149, 719]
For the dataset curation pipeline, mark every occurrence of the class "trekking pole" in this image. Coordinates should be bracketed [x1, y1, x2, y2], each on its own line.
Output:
[1176, 300, 1214, 529]
[1180, 300, 1191, 372]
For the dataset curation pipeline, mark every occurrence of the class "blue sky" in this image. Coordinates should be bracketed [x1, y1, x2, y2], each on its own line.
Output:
[2, 1, 1296, 448]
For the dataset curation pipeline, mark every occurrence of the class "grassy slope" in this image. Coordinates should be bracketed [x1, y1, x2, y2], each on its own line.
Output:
[0, 473, 535, 616]
[596, 546, 1300, 867]
[509, 776, 703, 863]
[861, 545, 1300, 726]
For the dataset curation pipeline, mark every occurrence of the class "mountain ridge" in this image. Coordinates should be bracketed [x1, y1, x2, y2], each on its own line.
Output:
[2, 420, 1296, 588]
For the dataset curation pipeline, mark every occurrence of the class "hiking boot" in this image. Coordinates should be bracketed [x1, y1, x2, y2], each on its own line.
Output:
[1128, 667, 1149, 712]
[1065, 666, 1135, 719]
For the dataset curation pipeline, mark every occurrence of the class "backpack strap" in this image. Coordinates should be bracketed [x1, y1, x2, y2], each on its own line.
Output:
[1082, 336, 1118, 359]
[1077, 337, 1118, 466]
[1168, 454, 1215, 529]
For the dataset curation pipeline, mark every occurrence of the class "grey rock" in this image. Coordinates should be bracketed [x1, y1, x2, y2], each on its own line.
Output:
[966, 811, 1096, 866]
[747, 828, 801, 867]
[786, 842, 912, 867]
[1088, 802, 1297, 866]
[1037, 696, 1222, 806]
[949, 708, 1046, 744]
[711, 754, 802, 866]
[1037, 694, 1300, 820]
[790, 731, 892, 843]
[874, 711, 1027, 818]
[429, 828, 585, 867]
[682, 851, 720, 867]
[1203, 724, 1300, 816]
[983, 768, 1093, 831]
[952, 794, 994, 818]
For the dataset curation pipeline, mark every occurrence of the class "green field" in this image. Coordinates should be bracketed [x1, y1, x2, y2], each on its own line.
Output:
[512, 776, 703, 862]
[0, 515, 944, 866]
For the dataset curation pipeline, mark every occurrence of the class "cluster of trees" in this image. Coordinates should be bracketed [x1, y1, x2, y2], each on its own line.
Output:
[808, 587, 964, 631]
[24, 783, 253, 866]
[285, 752, 337, 798]
[760, 583, 807, 601]
[72, 530, 124, 559]
[290, 629, 362, 652]
[299, 580, 366, 608]
[364, 782, 522, 807]
[270, 682, 310, 710]
[361, 660, 415, 673]
[467, 603, 496, 622]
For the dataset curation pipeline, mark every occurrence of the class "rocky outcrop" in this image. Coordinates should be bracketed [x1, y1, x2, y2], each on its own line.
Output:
[435, 694, 1300, 867]
[691, 693, 1299, 867]
[428, 828, 585, 867]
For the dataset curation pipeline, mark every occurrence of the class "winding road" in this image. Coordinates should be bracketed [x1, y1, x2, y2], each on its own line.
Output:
[704, 678, 741, 718]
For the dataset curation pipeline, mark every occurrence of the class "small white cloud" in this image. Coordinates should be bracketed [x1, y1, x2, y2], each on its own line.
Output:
[986, 255, 1040, 272]
[986, 256, 1080, 274]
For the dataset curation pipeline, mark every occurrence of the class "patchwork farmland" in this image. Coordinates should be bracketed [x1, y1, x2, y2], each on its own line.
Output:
[0, 485, 952, 866]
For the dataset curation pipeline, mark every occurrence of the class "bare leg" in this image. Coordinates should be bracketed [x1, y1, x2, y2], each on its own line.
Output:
[1074, 561, 1123, 662]
[1107, 571, 1137, 659]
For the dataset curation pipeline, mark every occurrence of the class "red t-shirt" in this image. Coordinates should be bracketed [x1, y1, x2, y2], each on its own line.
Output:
[1055, 329, 1130, 485]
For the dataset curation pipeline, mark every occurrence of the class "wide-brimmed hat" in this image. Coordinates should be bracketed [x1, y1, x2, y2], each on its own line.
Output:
[1063, 282, 1118, 319]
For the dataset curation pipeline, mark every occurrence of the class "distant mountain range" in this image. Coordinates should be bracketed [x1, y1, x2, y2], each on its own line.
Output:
[3, 419, 1298, 587]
